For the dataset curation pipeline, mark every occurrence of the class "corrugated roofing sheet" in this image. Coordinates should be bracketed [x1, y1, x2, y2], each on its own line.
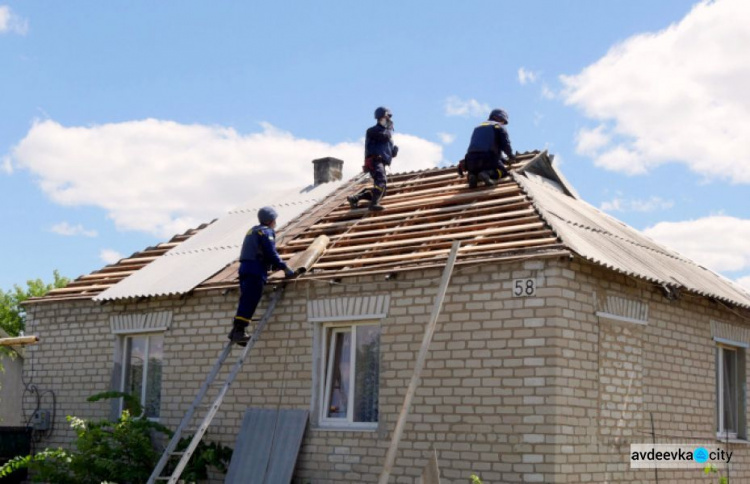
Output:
[35, 225, 206, 303]
[93, 181, 344, 301]
[517, 173, 750, 308]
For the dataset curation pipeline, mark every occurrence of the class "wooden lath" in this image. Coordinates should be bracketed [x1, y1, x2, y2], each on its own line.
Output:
[270, 156, 568, 278]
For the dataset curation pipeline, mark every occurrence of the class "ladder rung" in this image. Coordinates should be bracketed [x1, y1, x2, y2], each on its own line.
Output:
[170, 451, 185, 456]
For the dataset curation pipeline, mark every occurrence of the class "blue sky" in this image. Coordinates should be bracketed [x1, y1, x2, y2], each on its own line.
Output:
[1, 0, 749, 292]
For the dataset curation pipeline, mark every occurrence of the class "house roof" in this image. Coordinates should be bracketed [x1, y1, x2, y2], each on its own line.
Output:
[31, 150, 750, 310]
[40, 225, 207, 302]
[90, 180, 348, 301]
[516, 170, 750, 309]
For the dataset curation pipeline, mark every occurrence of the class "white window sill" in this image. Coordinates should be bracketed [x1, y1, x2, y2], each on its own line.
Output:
[716, 436, 750, 445]
[315, 424, 378, 432]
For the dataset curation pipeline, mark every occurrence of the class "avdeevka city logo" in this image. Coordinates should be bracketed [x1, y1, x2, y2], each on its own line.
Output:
[694, 447, 709, 464]
[630, 444, 732, 469]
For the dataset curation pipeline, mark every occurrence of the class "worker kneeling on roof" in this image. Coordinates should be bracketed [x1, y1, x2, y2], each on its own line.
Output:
[348, 106, 399, 212]
[458, 108, 516, 188]
[229, 207, 295, 346]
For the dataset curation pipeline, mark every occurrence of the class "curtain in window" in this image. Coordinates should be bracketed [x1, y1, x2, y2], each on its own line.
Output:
[354, 325, 380, 423]
[327, 331, 351, 419]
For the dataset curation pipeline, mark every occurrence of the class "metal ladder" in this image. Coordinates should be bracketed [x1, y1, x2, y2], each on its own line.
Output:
[147, 285, 285, 484]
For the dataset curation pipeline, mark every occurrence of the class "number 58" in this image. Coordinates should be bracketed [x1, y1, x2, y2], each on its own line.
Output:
[513, 279, 536, 297]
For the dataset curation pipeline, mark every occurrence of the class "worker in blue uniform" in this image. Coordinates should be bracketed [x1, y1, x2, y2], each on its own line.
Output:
[460, 108, 516, 188]
[347, 106, 399, 212]
[228, 206, 295, 346]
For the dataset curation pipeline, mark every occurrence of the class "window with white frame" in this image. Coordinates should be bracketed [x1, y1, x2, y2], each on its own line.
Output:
[120, 332, 164, 419]
[717, 344, 746, 439]
[320, 322, 380, 428]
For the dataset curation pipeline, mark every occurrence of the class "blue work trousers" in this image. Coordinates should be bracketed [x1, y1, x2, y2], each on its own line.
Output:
[235, 274, 265, 323]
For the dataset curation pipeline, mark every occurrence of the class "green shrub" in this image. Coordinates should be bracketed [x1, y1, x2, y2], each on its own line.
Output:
[0, 392, 232, 484]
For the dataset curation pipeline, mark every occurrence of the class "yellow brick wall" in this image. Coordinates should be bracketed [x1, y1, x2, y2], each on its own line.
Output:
[23, 256, 750, 483]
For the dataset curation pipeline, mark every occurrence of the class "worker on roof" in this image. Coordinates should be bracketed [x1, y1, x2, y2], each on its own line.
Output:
[459, 108, 516, 188]
[229, 206, 295, 346]
[347, 106, 399, 212]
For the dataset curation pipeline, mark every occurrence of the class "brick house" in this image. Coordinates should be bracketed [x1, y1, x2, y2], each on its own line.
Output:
[24, 152, 750, 483]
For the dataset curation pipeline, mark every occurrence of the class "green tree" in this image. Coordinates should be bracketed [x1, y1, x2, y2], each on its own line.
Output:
[0, 271, 69, 336]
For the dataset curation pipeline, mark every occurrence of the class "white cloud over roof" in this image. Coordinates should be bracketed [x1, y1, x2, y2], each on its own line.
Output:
[8, 119, 443, 237]
[562, 0, 750, 183]
[643, 215, 750, 274]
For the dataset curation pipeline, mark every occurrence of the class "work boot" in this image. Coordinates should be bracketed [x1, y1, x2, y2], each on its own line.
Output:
[228, 319, 251, 347]
[347, 195, 359, 210]
[479, 172, 496, 187]
[368, 201, 384, 212]
[468, 174, 478, 189]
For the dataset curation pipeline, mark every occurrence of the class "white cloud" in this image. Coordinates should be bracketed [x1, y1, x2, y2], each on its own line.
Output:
[100, 249, 123, 265]
[561, 0, 750, 183]
[575, 125, 611, 157]
[518, 67, 538, 85]
[600, 196, 674, 213]
[541, 85, 556, 100]
[444, 96, 490, 118]
[437, 132, 455, 145]
[1, 155, 11, 174]
[643, 215, 750, 273]
[0, 6, 28, 35]
[50, 222, 98, 237]
[9, 119, 444, 237]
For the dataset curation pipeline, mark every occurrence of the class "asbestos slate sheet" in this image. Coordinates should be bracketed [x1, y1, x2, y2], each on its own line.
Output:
[224, 408, 309, 484]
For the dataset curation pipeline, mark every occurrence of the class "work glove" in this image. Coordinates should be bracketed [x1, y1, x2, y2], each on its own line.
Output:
[457, 159, 465, 177]
[392, 145, 399, 158]
[284, 267, 296, 278]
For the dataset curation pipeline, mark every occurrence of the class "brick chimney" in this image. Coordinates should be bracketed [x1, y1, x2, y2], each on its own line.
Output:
[312, 157, 344, 185]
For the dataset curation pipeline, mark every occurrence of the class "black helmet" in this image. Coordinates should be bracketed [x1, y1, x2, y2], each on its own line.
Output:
[374, 106, 392, 119]
[489, 108, 509, 124]
[258, 206, 278, 224]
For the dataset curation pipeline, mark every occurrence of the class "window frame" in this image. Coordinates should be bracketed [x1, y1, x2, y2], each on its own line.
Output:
[318, 320, 380, 430]
[119, 331, 164, 421]
[716, 343, 746, 440]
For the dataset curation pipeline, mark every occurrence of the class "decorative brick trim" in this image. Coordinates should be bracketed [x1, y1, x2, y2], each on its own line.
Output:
[307, 295, 390, 322]
[595, 294, 648, 325]
[110, 311, 172, 334]
[711, 320, 750, 347]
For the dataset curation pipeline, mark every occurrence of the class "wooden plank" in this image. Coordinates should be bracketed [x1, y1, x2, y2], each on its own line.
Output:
[300, 215, 543, 249]
[286, 208, 537, 246]
[378, 242, 460, 484]
[0, 335, 39, 347]
[316, 231, 554, 263]
[312, 193, 526, 232]
[310, 243, 568, 275]
[322, 223, 548, 254]
[313, 236, 559, 268]
[326, 184, 522, 218]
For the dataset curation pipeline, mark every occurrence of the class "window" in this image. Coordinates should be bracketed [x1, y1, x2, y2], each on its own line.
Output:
[717, 344, 746, 439]
[320, 323, 380, 428]
[120, 333, 164, 419]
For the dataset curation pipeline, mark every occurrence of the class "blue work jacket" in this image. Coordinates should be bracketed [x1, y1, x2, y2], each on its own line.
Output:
[238, 224, 289, 281]
[466, 121, 514, 160]
[365, 123, 398, 165]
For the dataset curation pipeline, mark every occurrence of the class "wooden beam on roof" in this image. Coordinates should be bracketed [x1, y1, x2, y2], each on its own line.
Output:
[284, 210, 540, 247]
[326, 184, 523, 219]
[313, 236, 559, 268]
[308, 195, 530, 231]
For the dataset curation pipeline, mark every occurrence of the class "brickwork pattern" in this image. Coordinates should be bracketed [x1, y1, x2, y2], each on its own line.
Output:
[23, 256, 750, 483]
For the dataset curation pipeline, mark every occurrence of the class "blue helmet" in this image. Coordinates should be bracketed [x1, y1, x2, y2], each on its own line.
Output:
[374, 106, 392, 119]
[257, 206, 278, 224]
[489, 108, 509, 124]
